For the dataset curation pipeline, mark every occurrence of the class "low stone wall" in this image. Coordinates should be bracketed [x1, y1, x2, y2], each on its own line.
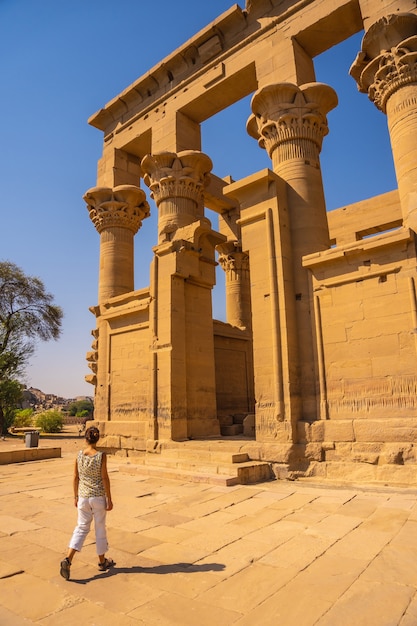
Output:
[0, 448, 61, 465]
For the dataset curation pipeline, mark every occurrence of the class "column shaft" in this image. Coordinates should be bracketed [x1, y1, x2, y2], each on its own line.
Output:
[84, 185, 150, 303]
[247, 82, 337, 421]
[350, 13, 417, 230]
[217, 244, 252, 330]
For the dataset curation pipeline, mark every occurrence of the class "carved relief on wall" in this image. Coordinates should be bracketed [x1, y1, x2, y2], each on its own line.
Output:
[326, 375, 417, 417]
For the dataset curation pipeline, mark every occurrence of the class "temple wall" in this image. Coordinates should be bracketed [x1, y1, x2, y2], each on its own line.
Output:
[84, 0, 417, 484]
[299, 192, 417, 480]
[89, 289, 152, 452]
[109, 326, 150, 422]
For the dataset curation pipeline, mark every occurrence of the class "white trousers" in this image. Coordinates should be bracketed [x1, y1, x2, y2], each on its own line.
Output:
[69, 496, 108, 555]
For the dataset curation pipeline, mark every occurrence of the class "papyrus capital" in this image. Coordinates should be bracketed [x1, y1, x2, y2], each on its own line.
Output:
[247, 83, 337, 164]
[141, 150, 212, 206]
[84, 185, 150, 234]
[350, 13, 417, 113]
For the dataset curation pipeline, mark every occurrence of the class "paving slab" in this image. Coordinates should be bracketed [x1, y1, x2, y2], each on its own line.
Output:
[1, 452, 417, 625]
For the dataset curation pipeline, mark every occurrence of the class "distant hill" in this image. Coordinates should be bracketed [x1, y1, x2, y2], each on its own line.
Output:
[21, 388, 93, 412]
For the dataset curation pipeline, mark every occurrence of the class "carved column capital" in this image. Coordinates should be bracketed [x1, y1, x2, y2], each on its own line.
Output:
[217, 242, 250, 274]
[216, 241, 251, 329]
[142, 150, 212, 242]
[141, 150, 212, 207]
[247, 83, 337, 166]
[350, 13, 417, 113]
[84, 184, 150, 234]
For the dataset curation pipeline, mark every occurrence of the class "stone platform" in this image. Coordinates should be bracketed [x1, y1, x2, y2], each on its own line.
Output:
[121, 439, 273, 486]
[1, 451, 417, 624]
[0, 446, 61, 465]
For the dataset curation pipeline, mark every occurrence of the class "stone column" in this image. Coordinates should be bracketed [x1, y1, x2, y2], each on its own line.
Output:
[217, 242, 252, 330]
[142, 150, 224, 441]
[350, 13, 417, 232]
[84, 185, 150, 303]
[141, 150, 212, 244]
[247, 82, 337, 420]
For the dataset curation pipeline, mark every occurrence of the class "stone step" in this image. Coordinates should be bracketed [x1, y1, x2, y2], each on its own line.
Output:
[119, 439, 274, 486]
[221, 424, 244, 436]
[144, 453, 268, 478]
[124, 453, 272, 486]
[236, 461, 273, 484]
[121, 462, 241, 487]
[218, 415, 234, 426]
[160, 447, 250, 464]
[232, 413, 247, 425]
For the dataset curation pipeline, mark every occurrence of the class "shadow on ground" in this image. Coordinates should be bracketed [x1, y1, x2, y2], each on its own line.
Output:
[69, 562, 225, 584]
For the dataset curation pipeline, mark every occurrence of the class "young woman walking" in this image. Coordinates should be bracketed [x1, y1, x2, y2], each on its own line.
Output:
[60, 426, 114, 580]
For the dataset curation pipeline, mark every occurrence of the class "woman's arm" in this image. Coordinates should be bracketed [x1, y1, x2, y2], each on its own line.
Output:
[73, 458, 79, 508]
[101, 453, 113, 511]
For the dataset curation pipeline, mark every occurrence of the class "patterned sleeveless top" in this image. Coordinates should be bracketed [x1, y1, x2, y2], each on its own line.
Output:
[77, 450, 105, 497]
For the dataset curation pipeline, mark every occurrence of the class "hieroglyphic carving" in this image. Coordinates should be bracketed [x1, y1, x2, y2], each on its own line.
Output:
[327, 376, 417, 414]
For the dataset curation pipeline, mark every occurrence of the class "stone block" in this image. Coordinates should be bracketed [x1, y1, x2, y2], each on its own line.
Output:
[354, 418, 417, 443]
[324, 442, 353, 461]
[378, 443, 414, 465]
[101, 435, 121, 449]
[243, 413, 255, 437]
[256, 443, 295, 464]
[305, 443, 324, 462]
[351, 442, 382, 465]
[376, 463, 417, 485]
[325, 461, 377, 483]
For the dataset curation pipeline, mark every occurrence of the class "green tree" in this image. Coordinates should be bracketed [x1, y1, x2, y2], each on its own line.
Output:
[0, 379, 23, 433]
[0, 261, 63, 433]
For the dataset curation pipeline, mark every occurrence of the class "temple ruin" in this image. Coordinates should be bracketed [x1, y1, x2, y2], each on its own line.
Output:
[84, 0, 417, 485]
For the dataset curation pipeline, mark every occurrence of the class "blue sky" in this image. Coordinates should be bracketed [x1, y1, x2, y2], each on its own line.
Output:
[0, 1, 396, 398]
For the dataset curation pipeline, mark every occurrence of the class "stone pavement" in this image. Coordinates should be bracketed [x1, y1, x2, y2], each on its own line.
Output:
[1, 450, 417, 626]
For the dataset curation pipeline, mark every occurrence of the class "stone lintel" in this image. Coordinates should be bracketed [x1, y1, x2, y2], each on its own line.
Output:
[88, 288, 151, 318]
[224, 168, 282, 208]
[88, 5, 247, 133]
[204, 173, 238, 214]
[327, 189, 402, 246]
[213, 318, 252, 339]
[303, 227, 413, 270]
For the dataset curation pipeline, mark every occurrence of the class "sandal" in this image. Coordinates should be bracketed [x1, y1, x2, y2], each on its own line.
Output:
[98, 557, 115, 571]
[60, 557, 71, 580]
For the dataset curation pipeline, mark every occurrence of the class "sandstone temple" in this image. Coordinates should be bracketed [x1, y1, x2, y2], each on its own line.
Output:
[84, 0, 417, 485]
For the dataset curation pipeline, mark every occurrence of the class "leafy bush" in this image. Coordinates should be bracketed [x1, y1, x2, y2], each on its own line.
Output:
[68, 400, 93, 416]
[36, 410, 63, 433]
[13, 408, 34, 428]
